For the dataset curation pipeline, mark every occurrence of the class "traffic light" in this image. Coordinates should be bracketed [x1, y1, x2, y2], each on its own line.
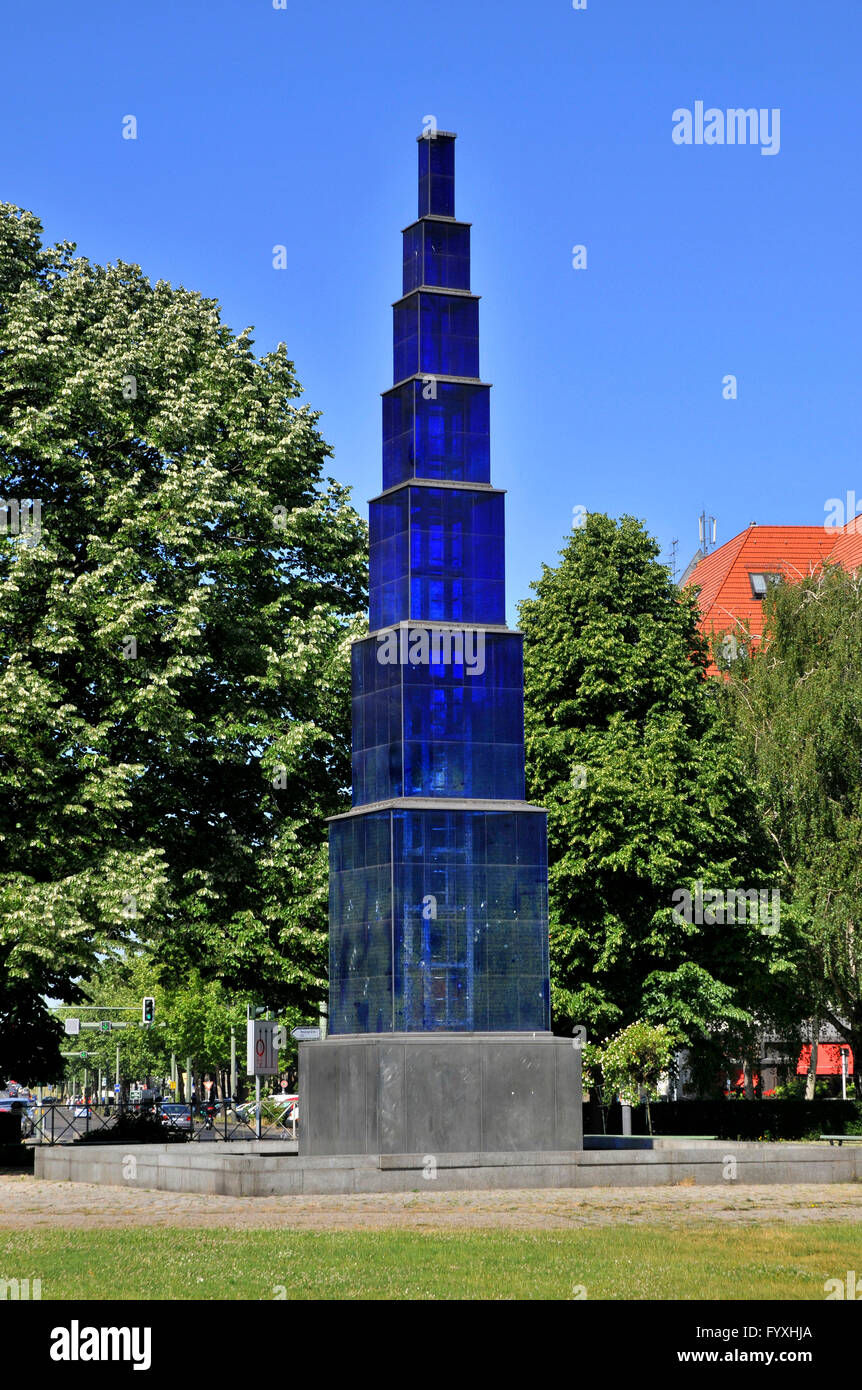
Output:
[142, 996, 155, 1025]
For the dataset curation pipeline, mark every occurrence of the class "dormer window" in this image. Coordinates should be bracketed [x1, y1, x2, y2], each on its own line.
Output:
[749, 572, 782, 599]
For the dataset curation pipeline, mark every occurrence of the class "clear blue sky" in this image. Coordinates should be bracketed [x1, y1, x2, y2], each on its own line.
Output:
[4, 0, 859, 621]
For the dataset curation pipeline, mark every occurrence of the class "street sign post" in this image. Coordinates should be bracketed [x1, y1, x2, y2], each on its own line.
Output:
[291, 1026, 321, 1041]
[247, 1020, 280, 1141]
[246, 1021, 279, 1077]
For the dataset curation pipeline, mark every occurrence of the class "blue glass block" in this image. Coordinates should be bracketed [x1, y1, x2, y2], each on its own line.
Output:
[492, 693, 522, 744]
[402, 221, 471, 294]
[407, 485, 503, 539]
[408, 576, 506, 626]
[369, 489, 409, 545]
[393, 293, 479, 382]
[368, 531, 407, 588]
[410, 523, 505, 580]
[517, 812, 545, 865]
[369, 486, 505, 628]
[351, 687, 403, 804]
[485, 813, 518, 865]
[351, 631, 525, 805]
[423, 222, 470, 289]
[393, 298, 419, 385]
[419, 294, 479, 378]
[382, 384, 415, 487]
[401, 224, 423, 294]
[382, 380, 490, 489]
[329, 815, 396, 1035]
[415, 381, 489, 483]
[400, 741, 523, 800]
[370, 580, 409, 633]
[329, 808, 549, 1035]
[418, 134, 455, 218]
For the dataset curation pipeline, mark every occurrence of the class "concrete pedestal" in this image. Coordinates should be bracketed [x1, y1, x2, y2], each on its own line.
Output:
[299, 1031, 582, 1157]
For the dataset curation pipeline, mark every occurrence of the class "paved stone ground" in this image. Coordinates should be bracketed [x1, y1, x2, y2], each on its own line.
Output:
[2, 1173, 862, 1230]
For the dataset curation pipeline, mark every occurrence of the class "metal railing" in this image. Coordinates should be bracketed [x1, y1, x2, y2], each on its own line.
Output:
[26, 1102, 118, 1145]
[191, 1099, 298, 1142]
[25, 1098, 298, 1145]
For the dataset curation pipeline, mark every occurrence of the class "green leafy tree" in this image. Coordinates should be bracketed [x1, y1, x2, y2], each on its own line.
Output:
[591, 1020, 677, 1133]
[0, 984, 63, 1087]
[520, 514, 780, 1048]
[56, 951, 173, 1089]
[0, 204, 366, 1055]
[720, 564, 862, 1095]
[62, 951, 255, 1099]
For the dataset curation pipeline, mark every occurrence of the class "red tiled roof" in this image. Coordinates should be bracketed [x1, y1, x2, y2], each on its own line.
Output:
[685, 528, 751, 615]
[685, 524, 840, 645]
[828, 510, 862, 571]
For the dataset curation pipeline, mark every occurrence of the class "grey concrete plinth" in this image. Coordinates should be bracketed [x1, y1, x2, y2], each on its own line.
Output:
[299, 1032, 583, 1157]
[34, 1140, 862, 1196]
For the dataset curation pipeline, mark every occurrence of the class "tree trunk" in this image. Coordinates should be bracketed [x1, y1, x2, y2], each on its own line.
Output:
[743, 1057, 755, 1101]
[805, 1024, 819, 1101]
[849, 1028, 862, 1100]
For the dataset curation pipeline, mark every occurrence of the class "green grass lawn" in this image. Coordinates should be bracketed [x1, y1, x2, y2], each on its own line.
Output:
[2, 1224, 860, 1300]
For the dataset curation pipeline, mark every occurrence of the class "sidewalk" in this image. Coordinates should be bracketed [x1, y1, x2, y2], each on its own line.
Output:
[2, 1173, 861, 1231]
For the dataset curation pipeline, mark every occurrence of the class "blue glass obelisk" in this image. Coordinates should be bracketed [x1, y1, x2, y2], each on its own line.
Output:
[327, 131, 551, 1036]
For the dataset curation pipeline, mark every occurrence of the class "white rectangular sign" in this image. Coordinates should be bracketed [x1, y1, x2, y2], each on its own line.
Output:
[64, 1018, 80, 1036]
[246, 1020, 279, 1077]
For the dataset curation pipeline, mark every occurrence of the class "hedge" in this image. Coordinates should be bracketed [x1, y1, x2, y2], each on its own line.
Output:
[586, 1099, 862, 1141]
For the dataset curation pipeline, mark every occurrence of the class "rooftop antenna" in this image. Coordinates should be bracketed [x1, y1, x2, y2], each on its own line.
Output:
[698, 510, 717, 555]
[668, 537, 679, 582]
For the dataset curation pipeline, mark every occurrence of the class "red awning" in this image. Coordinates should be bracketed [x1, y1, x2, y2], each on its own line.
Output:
[796, 1044, 854, 1076]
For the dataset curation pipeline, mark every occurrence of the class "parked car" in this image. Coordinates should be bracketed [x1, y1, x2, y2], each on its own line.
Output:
[231, 1095, 297, 1122]
[0, 1091, 37, 1138]
[159, 1102, 193, 1132]
[0, 1091, 35, 1115]
[266, 1093, 299, 1125]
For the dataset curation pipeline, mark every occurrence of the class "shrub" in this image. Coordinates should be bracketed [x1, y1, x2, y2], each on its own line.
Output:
[75, 1109, 189, 1144]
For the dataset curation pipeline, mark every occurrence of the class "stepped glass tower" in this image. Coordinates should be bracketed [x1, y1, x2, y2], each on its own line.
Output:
[300, 133, 581, 1158]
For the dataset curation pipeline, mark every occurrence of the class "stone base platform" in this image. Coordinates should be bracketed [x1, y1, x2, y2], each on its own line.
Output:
[34, 1139, 862, 1196]
[299, 1031, 583, 1156]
